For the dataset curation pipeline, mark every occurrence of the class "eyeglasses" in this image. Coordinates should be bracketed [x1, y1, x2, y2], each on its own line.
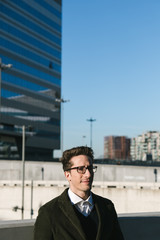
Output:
[66, 165, 97, 174]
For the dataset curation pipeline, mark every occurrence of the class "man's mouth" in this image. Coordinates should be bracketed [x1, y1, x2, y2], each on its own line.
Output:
[81, 179, 91, 184]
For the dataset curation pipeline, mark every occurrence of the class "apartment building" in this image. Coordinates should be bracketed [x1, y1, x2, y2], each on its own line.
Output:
[104, 136, 130, 160]
[130, 131, 160, 161]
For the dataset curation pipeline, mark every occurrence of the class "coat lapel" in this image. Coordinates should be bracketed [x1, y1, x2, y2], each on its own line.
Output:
[58, 189, 87, 240]
[93, 193, 117, 240]
[93, 193, 106, 240]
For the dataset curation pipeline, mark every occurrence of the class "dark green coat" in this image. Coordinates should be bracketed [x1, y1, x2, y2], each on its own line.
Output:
[33, 188, 124, 240]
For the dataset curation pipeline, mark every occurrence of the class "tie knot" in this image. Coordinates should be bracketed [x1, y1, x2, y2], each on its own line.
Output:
[83, 201, 89, 206]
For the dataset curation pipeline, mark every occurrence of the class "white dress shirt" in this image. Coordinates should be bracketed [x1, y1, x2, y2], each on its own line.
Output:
[68, 188, 94, 217]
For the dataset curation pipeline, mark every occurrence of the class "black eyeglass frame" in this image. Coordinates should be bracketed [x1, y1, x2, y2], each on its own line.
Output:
[65, 165, 97, 174]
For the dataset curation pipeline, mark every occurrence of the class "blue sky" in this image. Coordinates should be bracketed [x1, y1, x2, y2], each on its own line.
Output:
[59, 0, 160, 158]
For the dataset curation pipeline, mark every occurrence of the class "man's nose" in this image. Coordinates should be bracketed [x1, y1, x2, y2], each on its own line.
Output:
[84, 168, 91, 176]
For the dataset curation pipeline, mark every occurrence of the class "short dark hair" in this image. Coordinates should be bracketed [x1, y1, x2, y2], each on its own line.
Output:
[60, 146, 94, 171]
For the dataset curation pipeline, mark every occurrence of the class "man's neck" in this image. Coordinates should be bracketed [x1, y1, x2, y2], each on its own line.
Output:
[69, 188, 91, 200]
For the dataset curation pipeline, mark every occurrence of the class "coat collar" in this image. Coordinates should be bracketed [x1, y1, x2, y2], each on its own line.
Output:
[58, 188, 87, 240]
[58, 189, 108, 240]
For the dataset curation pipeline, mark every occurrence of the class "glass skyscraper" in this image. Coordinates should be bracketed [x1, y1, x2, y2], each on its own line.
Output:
[0, 0, 62, 161]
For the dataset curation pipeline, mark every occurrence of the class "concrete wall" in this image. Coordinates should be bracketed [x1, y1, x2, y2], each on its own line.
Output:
[0, 160, 160, 221]
[1, 180, 160, 220]
[0, 160, 160, 182]
[1, 213, 160, 240]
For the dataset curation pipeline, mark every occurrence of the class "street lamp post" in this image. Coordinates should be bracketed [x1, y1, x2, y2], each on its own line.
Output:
[13, 125, 33, 219]
[55, 98, 70, 153]
[22, 125, 25, 219]
[87, 117, 96, 148]
[0, 58, 12, 120]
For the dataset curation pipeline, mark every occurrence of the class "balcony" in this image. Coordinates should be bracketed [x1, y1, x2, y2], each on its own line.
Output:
[0, 212, 160, 240]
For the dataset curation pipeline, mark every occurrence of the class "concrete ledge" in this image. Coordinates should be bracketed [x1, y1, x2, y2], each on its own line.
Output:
[0, 220, 34, 240]
[0, 219, 35, 228]
[1, 180, 160, 189]
[0, 213, 160, 240]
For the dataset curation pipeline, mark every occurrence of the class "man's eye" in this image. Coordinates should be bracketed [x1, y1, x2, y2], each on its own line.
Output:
[78, 166, 84, 171]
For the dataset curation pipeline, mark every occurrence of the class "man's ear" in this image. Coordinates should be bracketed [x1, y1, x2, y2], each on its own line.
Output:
[64, 171, 71, 181]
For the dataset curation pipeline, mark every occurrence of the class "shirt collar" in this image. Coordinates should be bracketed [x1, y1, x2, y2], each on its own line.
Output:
[68, 188, 93, 206]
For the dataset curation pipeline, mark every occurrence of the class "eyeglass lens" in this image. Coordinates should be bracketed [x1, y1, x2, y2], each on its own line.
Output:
[77, 166, 97, 173]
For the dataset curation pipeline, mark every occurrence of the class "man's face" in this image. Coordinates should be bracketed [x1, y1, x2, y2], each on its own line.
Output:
[64, 155, 94, 199]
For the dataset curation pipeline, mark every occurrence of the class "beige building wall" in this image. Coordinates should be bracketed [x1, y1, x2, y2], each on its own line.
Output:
[0, 181, 160, 220]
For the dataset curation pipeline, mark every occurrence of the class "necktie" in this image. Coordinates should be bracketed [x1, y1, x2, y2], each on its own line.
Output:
[81, 201, 91, 216]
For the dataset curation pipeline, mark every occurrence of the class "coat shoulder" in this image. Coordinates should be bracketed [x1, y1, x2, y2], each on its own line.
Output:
[39, 188, 68, 213]
[92, 192, 113, 205]
[40, 195, 59, 210]
[92, 192, 116, 212]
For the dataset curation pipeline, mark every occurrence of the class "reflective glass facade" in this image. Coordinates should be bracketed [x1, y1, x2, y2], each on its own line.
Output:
[0, 0, 62, 161]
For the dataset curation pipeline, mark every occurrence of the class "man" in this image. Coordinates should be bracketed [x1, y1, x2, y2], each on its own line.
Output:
[34, 146, 124, 240]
